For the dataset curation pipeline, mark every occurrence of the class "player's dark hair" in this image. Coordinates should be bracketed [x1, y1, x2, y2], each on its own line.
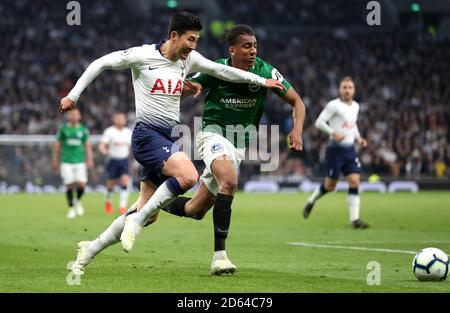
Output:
[340, 76, 354, 84]
[167, 11, 203, 37]
[220, 24, 255, 47]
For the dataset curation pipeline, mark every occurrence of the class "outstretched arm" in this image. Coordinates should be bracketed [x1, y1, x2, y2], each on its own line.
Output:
[61, 48, 142, 112]
[281, 87, 305, 151]
[188, 51, 284, 92]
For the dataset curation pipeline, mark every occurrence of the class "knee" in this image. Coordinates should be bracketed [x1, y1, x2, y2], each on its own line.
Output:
[177, 171, 198, 190]
[218, 177, 238, 195]
[348, 182, 359, 189]
[348, 179, 359, 188]
[324, 183, 336, 192]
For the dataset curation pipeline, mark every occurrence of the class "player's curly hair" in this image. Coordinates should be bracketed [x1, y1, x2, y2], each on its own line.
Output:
[220, 24, 255, 46]
[168, 11, 203, 37]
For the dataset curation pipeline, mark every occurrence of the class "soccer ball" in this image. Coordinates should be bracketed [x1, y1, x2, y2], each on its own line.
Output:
[412, 247, 449, 282]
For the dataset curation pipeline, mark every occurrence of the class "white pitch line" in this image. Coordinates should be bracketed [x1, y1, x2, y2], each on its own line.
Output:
[287, 242, 417, 255]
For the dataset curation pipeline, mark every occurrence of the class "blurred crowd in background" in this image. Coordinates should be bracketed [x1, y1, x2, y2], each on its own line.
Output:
[0, 0, 449, 186]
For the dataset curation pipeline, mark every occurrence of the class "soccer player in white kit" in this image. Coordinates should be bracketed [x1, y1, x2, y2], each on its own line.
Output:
[99, 113, 132, 215]
[303, 76, 370, 229]
[60, 12, 284, 275]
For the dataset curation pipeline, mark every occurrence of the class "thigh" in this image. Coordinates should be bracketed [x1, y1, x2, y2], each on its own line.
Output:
[161, 151, 197, 179]
[118, 158, 129, 177]
[342, 149, 362, 178]
[61, 163, 75, 185]
[106, 160, 116, 179]
[325, 148, 341, 180]
[132, 124, 176, 186]
[107, 159, 122, 180]
[74, 163, 88, 183]
[196, 131, 236, 173]
[199, 166, 219, 196]
[210, 156, 237, 183]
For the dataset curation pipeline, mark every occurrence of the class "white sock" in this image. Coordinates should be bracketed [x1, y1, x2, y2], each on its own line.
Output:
[133, 181, 177, 226]
[213, 250, 227, 260]
[308, 185, 326, 204]
[89, 214, 126, 255]
[119, 187, 129, 208]
[348, 195, 360, 222]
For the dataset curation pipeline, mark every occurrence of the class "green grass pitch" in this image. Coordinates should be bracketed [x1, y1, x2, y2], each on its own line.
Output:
[0, 191, 449, 292]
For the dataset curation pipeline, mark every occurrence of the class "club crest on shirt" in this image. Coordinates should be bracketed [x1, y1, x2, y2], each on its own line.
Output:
[76, 131, 83, 138]
[249, 83, 260, 92]
[211, 143, 224, 153]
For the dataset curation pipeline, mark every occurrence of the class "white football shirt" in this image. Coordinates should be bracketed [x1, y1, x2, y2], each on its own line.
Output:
[315, 97, 361, 146]
[67, 42, 267, 128]
[100, 126, 132, 159]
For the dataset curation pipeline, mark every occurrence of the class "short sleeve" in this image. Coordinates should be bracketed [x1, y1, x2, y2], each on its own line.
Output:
[56, 126, 64, 142]
[82, 127, 89, 143]
[100, 128, 111, 144]
[264, 63, 292, 97]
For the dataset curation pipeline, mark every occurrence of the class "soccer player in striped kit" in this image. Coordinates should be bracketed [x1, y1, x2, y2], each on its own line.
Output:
[99, 113, 132, 215]
[303, 76, 370, 229]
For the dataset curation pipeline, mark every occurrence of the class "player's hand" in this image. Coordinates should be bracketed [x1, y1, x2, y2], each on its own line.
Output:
[332, 132, 345, 142]
[51, 159, 59, 171]
[86, 159, 94, 169]
[265, 79, 284, 92]
[183, 80, 202, 98]
[60, 96, 76, 113]
[288, 128, 303, 152]
[100, 148, 109, 156]
[101, 149, 109, 156]
[357, 137, 368, 148]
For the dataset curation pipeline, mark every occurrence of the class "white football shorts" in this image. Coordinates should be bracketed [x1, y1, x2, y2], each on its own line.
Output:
[195, 131, 245, 196]
[60, 163, 88, 185]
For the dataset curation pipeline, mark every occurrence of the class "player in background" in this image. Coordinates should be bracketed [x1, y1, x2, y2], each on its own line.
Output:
[302, 76, 369, 229]
[160, 24, 305, 274]
[61, 12, 284, 275]
[99, 113, 132, 215]
[52, 109, 94, 218]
